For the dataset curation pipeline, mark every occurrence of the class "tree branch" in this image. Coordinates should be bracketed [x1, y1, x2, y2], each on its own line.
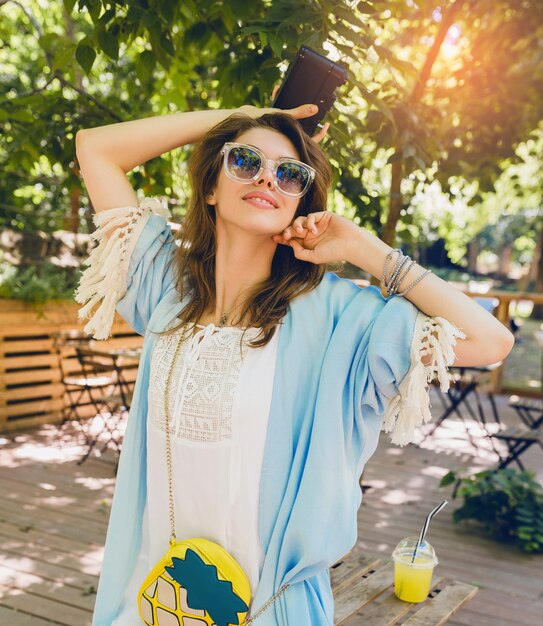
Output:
[411, 0, 462, 103]
[57, 76, 124, 122]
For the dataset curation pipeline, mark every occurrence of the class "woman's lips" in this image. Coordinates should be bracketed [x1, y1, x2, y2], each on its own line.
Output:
[243, 191, 278, 209]
[243, 197, 278, 209]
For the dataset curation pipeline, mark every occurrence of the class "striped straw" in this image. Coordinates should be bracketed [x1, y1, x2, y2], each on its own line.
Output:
[411, 500, 448, 564]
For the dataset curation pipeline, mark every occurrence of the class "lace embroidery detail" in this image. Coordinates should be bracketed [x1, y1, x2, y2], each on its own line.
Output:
[382, 312, 466, 446]
[149, 321, 258, 443]
[74, 196, 171, 340]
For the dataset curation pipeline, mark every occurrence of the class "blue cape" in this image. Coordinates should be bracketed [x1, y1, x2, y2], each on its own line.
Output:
[89, 214, 420, 625]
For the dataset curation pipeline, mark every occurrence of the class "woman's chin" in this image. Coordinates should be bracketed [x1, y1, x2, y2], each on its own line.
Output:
[219, 216, 291, 239]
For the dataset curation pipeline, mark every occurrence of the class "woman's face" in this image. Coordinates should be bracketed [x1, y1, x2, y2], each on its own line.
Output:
[207, 127, 303, 238]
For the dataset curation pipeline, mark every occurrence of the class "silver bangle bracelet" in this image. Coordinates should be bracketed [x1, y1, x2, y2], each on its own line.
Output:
[381, 248, 432, 297]
[388, 256, 411, 295]
[394, 258, 417, 293]
[382, 248, 404, 294]
[397, 268, 432, 296]
[385, 250, 403, 290]
[381, 249, 400, 286]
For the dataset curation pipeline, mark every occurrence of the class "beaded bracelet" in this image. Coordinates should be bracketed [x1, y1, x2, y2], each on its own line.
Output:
[381, 248, 432, 297]
[388, 256, 412, 294]
[394, 259, 417, 292]
[396, 268, 432, 296]
[381, 249, 401, 288]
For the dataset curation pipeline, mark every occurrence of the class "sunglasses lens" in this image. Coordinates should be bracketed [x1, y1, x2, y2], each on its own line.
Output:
[276, 162, 310, 195]
[227, 146, 261, 180]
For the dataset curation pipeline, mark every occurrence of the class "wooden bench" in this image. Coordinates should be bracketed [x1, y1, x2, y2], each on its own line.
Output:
[331, 550, 478, 625]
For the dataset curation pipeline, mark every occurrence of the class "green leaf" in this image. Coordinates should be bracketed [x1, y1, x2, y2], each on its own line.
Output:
[98, 8, 116, 25]
[96, 28, 119, 60]
[82, 585, 97, 596]
[222, 4, 236, 34]
[439, 471, 457, 488]
[38, 33, 59, 53]
[9, 110, 35, 123]
[84, 0, 101, 24]
[355, 1, 379, 14]
[143, 12, 161, 30]
[387, 57, 420, 81]
[52, 43, 77, 73]
[239, 25, 260, 36]
[126, 5, 145, 24]
[335, 5, 373, 30]
[160, 33, 175, 57]
[185, 22, 207, 45]
[269, 33, 284, 59]
[136, 50, 156, 84]
[75, 43, 96, 75]
[156, 0, 176, 23]
[63, 0, 77, 14]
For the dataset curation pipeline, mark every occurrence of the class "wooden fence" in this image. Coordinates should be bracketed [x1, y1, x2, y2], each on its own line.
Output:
[0, 300, 142, 434]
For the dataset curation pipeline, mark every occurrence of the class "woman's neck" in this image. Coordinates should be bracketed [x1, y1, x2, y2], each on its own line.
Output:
[206, 228, 277, 327]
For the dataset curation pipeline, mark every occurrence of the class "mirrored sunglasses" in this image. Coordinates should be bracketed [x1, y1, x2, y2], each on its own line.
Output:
[220, 142, 316, 198]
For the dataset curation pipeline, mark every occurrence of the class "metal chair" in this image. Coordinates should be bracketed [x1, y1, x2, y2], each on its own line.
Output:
[492, 399, 543, 469]
[73, 347, 133, 464]
[424, 362, 503, 451]
[52, 331, 110, 428]
[423, 297, 504, 449]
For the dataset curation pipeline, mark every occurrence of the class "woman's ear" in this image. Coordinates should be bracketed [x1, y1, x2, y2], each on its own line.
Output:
[207, 191, 217, 206]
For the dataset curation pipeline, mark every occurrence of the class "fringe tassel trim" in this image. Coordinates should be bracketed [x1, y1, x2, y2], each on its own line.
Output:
[74, 197, 171, 340]
[382, 312, 466, 446]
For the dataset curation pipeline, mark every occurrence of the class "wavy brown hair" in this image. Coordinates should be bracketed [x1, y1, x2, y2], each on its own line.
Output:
[166, 111, 333, 347]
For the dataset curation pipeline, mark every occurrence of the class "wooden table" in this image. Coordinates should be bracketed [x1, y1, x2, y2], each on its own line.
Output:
[331, 550, 478, 626]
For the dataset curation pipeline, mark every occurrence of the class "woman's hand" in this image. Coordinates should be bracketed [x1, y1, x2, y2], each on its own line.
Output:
[272, 84, 330, 143]
[236, 86, 330, 144]
[272, 212, 364, 265]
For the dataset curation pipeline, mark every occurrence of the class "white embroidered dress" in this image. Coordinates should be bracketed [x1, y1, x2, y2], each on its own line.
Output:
[75, 198, 464, 625]
[110, 320, 280, 624]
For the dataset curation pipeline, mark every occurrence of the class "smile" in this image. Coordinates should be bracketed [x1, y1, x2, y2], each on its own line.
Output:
[242, 191, 279, 208]
[244, 197, 277, 209]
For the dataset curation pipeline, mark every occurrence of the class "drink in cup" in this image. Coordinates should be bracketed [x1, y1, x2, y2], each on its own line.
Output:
[392, 537, 438, 603]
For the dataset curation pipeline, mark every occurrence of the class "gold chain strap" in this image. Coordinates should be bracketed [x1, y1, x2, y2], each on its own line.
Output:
[161, 317, 290, 621]
[164, 322, 191, 543]
[242, 582, 290, 625]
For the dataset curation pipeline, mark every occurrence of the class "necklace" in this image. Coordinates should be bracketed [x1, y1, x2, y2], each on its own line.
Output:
[218, 298, 247, 328]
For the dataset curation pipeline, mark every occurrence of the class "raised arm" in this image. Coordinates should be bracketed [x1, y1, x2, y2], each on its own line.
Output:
[274, 213, 515, 367]
[75, 104, 320, 212]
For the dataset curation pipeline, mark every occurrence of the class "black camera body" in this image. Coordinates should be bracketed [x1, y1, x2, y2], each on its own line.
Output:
[271, 46, 349, 135]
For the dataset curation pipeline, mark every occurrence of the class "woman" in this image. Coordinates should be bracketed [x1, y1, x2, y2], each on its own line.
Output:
[75, 101, 514, 626]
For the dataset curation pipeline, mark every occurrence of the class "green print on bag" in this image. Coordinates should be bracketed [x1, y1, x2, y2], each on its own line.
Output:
[138, 539, 251, 626]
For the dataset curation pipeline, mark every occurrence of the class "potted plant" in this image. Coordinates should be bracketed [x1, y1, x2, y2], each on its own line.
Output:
[440, 468, 543, 554]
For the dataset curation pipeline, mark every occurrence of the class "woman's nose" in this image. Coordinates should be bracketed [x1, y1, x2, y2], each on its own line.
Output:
[255, 164, 275, 189]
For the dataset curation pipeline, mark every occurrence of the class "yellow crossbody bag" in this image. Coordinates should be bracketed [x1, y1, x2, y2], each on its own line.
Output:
[136, 322, 288, 626]
[138, 537, 251, 626]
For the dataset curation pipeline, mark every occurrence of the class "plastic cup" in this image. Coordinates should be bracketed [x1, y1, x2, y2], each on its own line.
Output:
[392, 537, 438, 603]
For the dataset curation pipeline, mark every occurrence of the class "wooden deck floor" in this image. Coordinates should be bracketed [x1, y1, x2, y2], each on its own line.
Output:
[0, 390, 542, 625]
